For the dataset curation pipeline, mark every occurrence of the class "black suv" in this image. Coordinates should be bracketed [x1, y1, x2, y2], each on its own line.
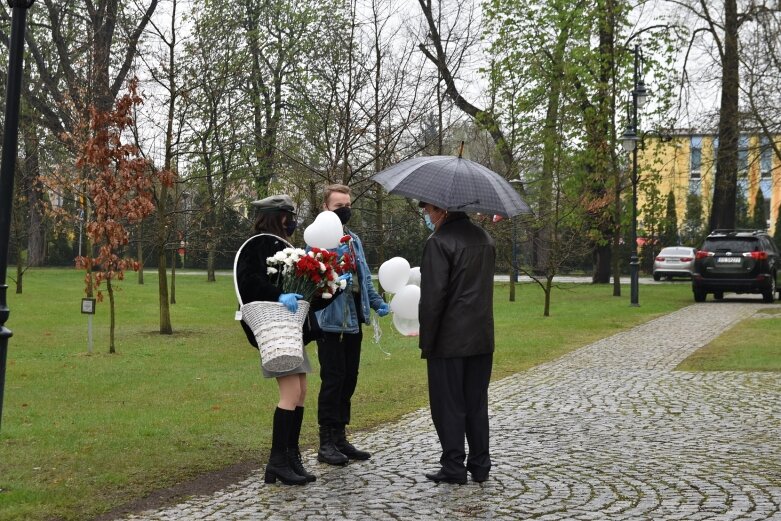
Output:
[692, 229, 780, 303]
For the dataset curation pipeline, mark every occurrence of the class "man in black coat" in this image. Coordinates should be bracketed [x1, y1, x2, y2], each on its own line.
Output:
[418, 202, 496, 485]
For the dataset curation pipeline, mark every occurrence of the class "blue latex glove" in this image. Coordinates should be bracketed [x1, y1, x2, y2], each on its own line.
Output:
[338, 273, 352, 285]
[278, 293, 303, 313]
[376, 303, 390, 317]
[336, 244, 350, 257]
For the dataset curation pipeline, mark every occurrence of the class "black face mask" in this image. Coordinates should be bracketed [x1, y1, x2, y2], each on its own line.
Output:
[284, 218, 298, 236]
[333, 207, 352, 225]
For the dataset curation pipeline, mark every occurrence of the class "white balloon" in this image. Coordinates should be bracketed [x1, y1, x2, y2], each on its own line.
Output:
[378, 257, 410, 293]
[390, 284, 420, 319]
[303, 211, 343, 249]
[407, 266, 421, 286]
[393, 313, 419, 336]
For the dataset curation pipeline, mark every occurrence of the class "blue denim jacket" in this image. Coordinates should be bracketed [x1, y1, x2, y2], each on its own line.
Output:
[315, 230, 385, 334]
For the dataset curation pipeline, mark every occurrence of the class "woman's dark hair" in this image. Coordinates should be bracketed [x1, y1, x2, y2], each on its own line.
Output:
[253, 210, 289, 237]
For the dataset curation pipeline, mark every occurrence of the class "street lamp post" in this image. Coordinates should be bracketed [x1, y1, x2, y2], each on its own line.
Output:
[0, 0, 36, 432]
[621, 44, 648, 308]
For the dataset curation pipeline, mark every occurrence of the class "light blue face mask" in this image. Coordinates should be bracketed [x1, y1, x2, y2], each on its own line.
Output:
[424, 213, 436, 231]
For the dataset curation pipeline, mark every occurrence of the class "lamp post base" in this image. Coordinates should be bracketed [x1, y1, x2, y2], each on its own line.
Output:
[630, 254, 640, 307]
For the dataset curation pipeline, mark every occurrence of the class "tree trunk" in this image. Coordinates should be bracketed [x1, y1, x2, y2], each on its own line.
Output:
[137, 224, 144, 284]
[709, 0, 740, 232]
[158, 248, 172, 334]
[170, 249, 177, 305]
[15, 264, 23, 294]
[536, 25, 569, 274]
[543, 276, 553, 317]
[207, 246, 216, 282]
[612, 192, 622, 296]
[592, 243, 612, 283]
[590, 0, 616, 284]
[22, 111, 45, 266]
[108, 277, 116, 354]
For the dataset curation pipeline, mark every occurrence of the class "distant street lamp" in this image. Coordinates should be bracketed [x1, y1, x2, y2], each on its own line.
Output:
[0, 0, 36, 432]
[620, 44, 649, 308]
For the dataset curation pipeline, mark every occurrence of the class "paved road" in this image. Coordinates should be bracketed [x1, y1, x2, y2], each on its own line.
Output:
[123, 302, 781, 521]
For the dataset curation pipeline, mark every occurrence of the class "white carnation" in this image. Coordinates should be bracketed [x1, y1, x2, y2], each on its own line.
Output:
[321, 292, 333, 299]
[267, 267, 278, 275]
[274, 251, 287, 261]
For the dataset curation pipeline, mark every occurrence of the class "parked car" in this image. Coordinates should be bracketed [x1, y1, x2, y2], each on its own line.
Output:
[653, 246, 696, 281]
[691, 229, 780, 303]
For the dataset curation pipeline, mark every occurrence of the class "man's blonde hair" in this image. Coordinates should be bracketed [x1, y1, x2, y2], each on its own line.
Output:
[323, 184, 351, 205]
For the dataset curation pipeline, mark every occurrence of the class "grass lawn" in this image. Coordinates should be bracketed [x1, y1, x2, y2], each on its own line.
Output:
[0, 268, 692, 520]
[677, 308, 781, 372]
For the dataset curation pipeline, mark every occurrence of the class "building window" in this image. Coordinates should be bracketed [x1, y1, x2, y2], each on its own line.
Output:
[690, 136, 702, 179]
[760, 135, 772, 179]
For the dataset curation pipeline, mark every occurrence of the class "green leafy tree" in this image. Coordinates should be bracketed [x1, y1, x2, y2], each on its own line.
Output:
[752, 188, 766, 230]
[734, 184, 751, 229]
[681, 191, 705, 246]
[660, 190, 679, 246]
[775, 204, 781, 250]
[640, 181, 664, 273]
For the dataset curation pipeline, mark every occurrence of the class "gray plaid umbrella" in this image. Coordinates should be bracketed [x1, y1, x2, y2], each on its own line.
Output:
[371, 155, 530, 217]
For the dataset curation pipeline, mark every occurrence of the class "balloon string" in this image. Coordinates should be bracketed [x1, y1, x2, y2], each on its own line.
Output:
[371, 314, 390, 356]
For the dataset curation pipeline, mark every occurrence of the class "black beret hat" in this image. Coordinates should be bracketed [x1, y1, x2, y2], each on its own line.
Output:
[251, 194, 296, 214]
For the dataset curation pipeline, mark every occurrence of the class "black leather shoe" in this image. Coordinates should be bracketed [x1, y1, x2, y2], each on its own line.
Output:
[264, 462, 308, 485]
[334, 427, 371, 460]
[317, 444, 349, 465]
[470, 472, 489, 483]
[287, 449, 316, 482]
[425, 470, 467, 485]
[317, 426, 349, 465]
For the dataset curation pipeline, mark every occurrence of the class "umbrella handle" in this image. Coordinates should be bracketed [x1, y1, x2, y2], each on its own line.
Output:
[458, 140, 465, 158]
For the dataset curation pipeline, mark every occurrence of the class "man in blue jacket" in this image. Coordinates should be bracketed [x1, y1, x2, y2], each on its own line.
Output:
[314, 184, 390, 465]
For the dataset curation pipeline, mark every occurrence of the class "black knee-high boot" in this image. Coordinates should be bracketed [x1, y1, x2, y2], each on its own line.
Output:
[264, 407, 307, 485]
[287, 406, 316, 482]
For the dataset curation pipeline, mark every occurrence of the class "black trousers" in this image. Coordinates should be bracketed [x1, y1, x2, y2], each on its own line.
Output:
[317, 328, 363, 427]
[426, 352, 493, 478]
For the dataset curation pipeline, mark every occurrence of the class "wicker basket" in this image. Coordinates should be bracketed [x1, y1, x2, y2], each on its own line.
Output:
[233, 234, 307, 373]
[241, 299, 309, 372]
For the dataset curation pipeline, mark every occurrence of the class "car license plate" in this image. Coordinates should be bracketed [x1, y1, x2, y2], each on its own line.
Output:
[717, 257, 741, 263]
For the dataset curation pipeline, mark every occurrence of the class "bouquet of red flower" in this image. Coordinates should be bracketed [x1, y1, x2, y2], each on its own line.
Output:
[267, 247, 349, 301]
[337, 234, 357, 274]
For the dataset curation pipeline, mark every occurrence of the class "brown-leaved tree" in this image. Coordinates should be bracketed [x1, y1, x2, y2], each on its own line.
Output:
[76, 79, 172, 353]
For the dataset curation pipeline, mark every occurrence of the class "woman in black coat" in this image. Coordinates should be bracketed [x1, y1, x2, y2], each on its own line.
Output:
[235, 194, 319, 486]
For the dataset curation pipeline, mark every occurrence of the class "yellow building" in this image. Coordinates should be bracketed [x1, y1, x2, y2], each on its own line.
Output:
[638, 131, 781, 236]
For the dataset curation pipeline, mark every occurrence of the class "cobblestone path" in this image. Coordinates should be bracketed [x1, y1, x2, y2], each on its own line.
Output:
[125, 303, 781, 520]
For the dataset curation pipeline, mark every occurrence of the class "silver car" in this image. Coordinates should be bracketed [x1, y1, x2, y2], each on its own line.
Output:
[653, 246, 696, 281]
